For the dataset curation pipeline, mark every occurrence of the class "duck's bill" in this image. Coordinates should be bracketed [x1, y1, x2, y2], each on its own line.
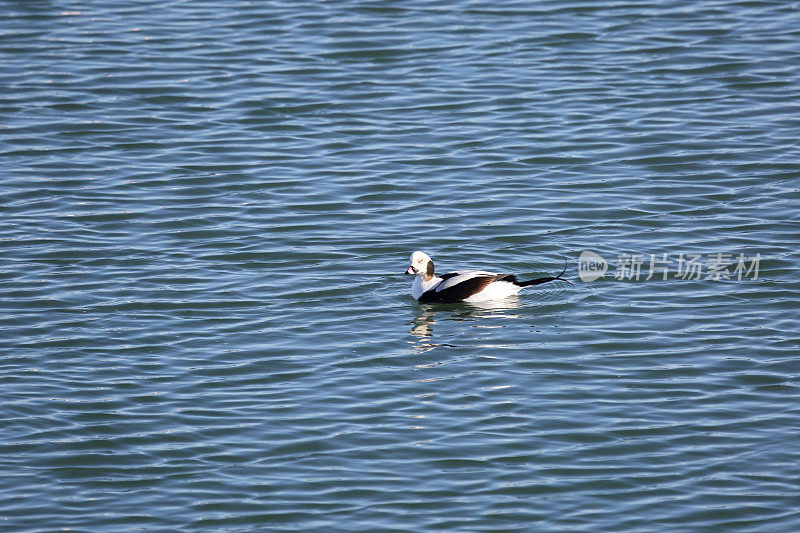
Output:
[405, 266, 417, 275]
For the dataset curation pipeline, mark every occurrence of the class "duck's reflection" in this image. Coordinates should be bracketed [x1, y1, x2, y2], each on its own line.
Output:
[408, 297, 523, 353]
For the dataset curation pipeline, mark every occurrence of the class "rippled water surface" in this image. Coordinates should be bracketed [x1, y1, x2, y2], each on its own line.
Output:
[3, 0, 800, 530]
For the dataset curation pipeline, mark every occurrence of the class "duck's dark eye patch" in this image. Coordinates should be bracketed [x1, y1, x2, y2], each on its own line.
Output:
[426, 260, 435, 277]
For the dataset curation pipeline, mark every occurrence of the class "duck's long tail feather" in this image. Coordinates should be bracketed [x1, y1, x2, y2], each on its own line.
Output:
[517, 257, 573, 287]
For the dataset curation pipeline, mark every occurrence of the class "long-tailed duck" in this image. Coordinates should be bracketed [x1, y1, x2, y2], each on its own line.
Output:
[405, 251, 572, 303]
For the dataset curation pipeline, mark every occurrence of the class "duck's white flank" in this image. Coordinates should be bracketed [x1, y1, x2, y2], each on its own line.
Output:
[461, 279, 522, 302]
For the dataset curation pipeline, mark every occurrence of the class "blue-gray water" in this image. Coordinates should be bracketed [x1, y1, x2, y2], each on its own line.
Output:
[2, 1, 799, 530]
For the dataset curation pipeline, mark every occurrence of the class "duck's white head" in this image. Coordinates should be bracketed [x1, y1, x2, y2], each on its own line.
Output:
[405, 251, 435, 281]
